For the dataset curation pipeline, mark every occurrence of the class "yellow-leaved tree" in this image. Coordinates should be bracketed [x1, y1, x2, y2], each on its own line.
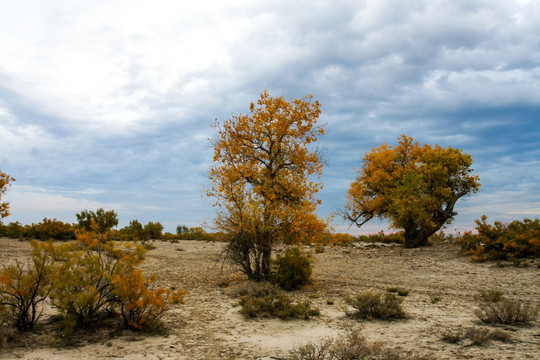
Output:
[344, 135, 480, 248]
[208, 90, 327, 281]
[0, 170, 15, 219]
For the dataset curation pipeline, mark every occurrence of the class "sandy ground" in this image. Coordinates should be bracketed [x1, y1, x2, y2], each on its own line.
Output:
[0, 238, 539, 359]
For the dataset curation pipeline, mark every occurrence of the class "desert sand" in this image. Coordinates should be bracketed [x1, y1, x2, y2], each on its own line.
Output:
[1, 238, 539, 359]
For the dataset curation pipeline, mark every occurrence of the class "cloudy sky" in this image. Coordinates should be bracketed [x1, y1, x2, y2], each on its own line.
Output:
[1, 0, 539, 234]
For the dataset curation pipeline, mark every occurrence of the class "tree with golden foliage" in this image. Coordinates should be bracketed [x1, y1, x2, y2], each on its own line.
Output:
[344, 135, 480, 248]
[0, 170, 15, 219]
[208, 90, 327, 280]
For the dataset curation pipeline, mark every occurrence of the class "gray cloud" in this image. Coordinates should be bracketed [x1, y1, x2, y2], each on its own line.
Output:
[1, 0, 539, 232]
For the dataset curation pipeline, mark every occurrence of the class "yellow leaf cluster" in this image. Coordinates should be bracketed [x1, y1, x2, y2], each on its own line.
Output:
[209, 90, 327, 245]
[0, 170, 15, 219]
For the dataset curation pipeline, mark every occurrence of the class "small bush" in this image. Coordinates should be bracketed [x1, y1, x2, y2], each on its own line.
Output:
[271, 247, 312, 291]
[226, 280, 282, 298]
[289, 329, 432, 360]
[0, 241, 55, 331]
[475, 298, 537, 324]
[346, 291, 405, 320]
[387, 287, 409, 296]
[477, 289, 504, 303]
[441, 326, 512, 346]
[113, 269, 184, 330]
[239, 293, 319, 320]
[49, 230, 146, 326]
[357, 231, 405, 244]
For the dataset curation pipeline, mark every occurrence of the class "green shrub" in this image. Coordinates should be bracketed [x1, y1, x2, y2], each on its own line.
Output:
[346, 291, 405, 320]
[1, 222, 26, 239]
[271, 247, 312, 291]
[459, 216, 540, 261]
[239, 293, 319, 320]
[143, 222, 164, 240]
[357, 231, 405, 244]
[76, 208, 119, 233]
[176, 226, 212, 240]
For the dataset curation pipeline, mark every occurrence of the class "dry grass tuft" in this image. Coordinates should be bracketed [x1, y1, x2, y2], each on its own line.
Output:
[289, 329, 432, 360]
[346, 291, 406, 320]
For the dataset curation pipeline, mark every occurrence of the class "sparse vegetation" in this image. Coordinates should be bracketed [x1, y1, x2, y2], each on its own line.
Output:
[239, 293, 319, 319]
[289, 329, 432, 360]
[346, 291, 406, 320]
[475, 297, 537, 324]
[387, 287, 409, 297]
[228, 280, 319, 319]
[441, 326, 512, 346]
[473, 289, 537, 325]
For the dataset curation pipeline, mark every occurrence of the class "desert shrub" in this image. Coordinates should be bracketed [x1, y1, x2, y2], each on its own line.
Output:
[441, 326, 512, 346]
[317, 231, 358, 246]
[477, 289, 504, 303]
[459, 215, 540, 262]
[289, 329, 432, 360]
[271, 247, 312, 291]
[475, 297, 537, 324]
[226, 280, 282, 298]
[113, 268, 185, 330]
[357, 231, 405, 244]
[387, 287, 409, 297]
[49, 230, 146, 325]
[26, 218, 75, 241]
[0, 241, 55, 331]
[239, 293, 319, 320]
[346, 291, 405, 320]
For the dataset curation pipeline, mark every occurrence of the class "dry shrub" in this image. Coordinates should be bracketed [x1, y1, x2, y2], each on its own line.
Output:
[475, 299, 537, 324]
[441, 326, 512, 346]
[477, 289, 504, 303]
[289, 330, 432, 360]
[387, 287, 409, 297]
[226, 280, 282, 298]
[346, 291, 405, 320]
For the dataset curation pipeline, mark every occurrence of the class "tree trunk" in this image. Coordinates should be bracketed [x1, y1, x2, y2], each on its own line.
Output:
[260, 246, 272, 280]
[404, 229, 429, 248]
